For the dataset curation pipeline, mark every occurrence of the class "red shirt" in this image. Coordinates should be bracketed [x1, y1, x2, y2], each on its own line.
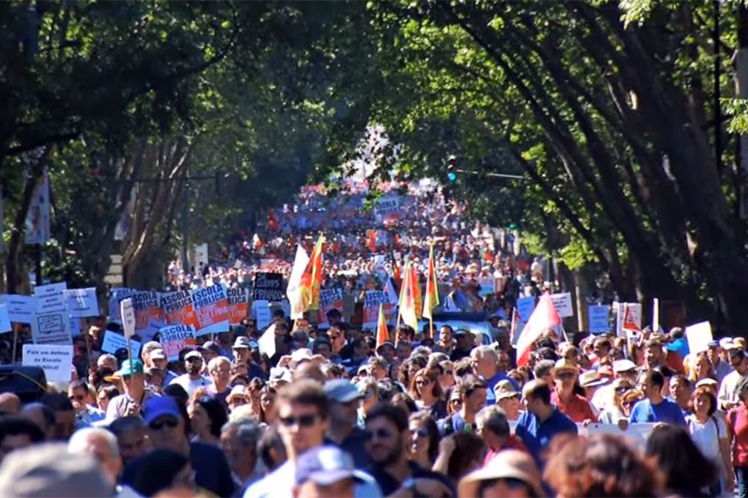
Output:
[551, 392, 597, 423]
[728, 405, 748, 466]
[483, 435, 530, 466]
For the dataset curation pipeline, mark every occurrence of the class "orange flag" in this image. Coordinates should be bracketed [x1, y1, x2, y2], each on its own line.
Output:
[398, 261, 419, 330]
[422, 244, 439, 321]
[376, 304, 388, 347]
[299, 235, 324, 312]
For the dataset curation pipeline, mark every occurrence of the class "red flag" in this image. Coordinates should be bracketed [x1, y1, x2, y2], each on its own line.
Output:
[299, 235, 324, 312]
[622, 303, 640, 333]
[516, 294, 562, 367]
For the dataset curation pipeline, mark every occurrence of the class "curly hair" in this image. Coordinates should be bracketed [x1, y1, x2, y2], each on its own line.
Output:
[545, 434, 664, 497]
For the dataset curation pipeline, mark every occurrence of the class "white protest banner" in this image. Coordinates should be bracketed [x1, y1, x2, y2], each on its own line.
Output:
[34, 282, 67, 314]
[550, 292, 574, 318]
[258, 322, 277, 357]
[0, 294, 35, 324]
[615, 302, 642, 337]
[374, 195, 400, 216]
[31, 308, 72, 345]
[686, 321, 713, 355]
[102, 330, 141, 355]
[120, 298, 136, 338]
[158, 324, 196, 361]
[588, 305, 610, 334]
[22, 344, 73, 384]
[253, 300, 272, 330]
[579, 422, 656, 450]
[0, 305, 11, 333]
[65, 288, 99, 318]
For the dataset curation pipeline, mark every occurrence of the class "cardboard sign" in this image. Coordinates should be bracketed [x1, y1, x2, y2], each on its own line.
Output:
[318, 289, 344, 327]
[120, 298, 136, 338]
[227, 287, 249, 325]
[253, 272, 285, 302]
[477, 277, 496, 297]
[132, 291, 162, 335]
[31, 309, 72, 345]
[0, 305, 11, 333]
[374, 195, 399, 216]
[253, 300, 272, 330]
[65, 288, 99, 318]
[550, 292, 574, 318]
[0, 295, 35, 323]
[101, 330, 141, 356]
[686, 321, 713, 355]
[22, 344, 73, 384]
[258, 323, 276, 357]
[158, 324, 196, 361]
[191, 284, 229, 336]
[588, 305, 610, 334]
[615, 302, 642, 337]
[160, 290, 198, 328]
[109, 288, 135, 324]
[35, 282, 67, 314]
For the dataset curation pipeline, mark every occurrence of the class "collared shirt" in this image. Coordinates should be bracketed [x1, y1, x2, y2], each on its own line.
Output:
[514, 407, 578, 468]
[629, 398, 686, 426]
[76, 405, 106, 426]
[106, 390, 159, 421]
[551, 392, 597, 423]
[482, 435, 529, 466]
[718, 370, 747, 409]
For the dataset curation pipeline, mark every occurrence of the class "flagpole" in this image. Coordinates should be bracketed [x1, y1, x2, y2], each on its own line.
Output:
[510, 307, 517, 344]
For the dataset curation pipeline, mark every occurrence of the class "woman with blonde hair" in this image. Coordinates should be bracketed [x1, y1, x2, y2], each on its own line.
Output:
[598, 381, 640, 424]
[408, 368, 447, 419]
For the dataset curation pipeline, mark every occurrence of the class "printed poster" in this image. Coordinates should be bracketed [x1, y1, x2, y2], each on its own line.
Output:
[588, 305, 610, 334]
[65, 288, 99, 318]
[132, 291, 163, 335]
[160, 290, 198, 328]
[101, 330, 141, 356]
[227, 287, 249, 325]
[362, 291, 393, 329]
[191, 284, 229, 336]
[108, 288, 135, 324]
[158, 324, 196, 361]
[22, 344, 73, 384]
[0, 294, 35, 323]
[317, 288, 343, 327]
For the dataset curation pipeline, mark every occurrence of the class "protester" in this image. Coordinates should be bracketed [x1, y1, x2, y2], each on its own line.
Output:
[0, 416, 45, 465]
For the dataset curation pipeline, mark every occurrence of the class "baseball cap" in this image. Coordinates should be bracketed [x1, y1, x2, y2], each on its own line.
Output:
[291, 348, 314, 365]
[143, 396, 182, 425]
[613, 359, 637, 374]
[295, 445, 364, 486]
[233, 336, 251, 349]
[0, 443, 114, 497]
[494, 379, 519, 401]
[150, 349, 166, 361]
[720, 338, 737, 350]
[184, 350, 202, 361]
[707, 340, 720, 349]
[324, 379, 362, 403]
[113, 359, 144, 378]
[199, 341, 220, 354]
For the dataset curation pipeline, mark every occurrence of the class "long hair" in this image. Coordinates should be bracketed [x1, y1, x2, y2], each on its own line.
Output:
[195, 395, 228, 438]
[645, 424, 717, 494]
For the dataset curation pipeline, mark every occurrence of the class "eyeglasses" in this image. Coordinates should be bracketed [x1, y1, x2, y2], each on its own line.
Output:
[415, 379, 431, 387]
[449, 399, 461, 405]
[69, 394, 86, 402]
[150, 418, 179, 430]
[555, 372, 576, 380]
[279, 414, 319, 427]
[364, 428, 392, 440]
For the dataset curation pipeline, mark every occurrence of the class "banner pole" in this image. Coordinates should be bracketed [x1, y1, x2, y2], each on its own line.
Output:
[11, 323, 18, 364]
[126, 336, 134, 392]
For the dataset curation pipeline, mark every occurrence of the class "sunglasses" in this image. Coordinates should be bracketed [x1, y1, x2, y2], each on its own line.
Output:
[69, 394, 86, 402]
[364, 428, 392, 440]
[150, 418, 179, 430]
[615, 386, 630, 393]
[279, 414, 319, 428]
[230, 397, 248, 405]
[415, 379, 431, 387]
[450, 398, 461, 405]
[555, 372, 576, 380]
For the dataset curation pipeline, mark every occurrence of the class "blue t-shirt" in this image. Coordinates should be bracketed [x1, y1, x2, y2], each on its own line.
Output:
[514, 408, 578, 468]
[667, 338, 690, 359]
[629, 398, 687, 426]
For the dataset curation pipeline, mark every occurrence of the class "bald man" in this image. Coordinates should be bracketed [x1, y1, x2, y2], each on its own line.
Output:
[0, 393, 21, 416]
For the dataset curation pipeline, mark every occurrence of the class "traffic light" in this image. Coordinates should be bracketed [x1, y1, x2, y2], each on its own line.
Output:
[447, 155, 457, 182]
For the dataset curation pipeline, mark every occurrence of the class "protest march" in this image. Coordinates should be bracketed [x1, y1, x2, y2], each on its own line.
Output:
[0, 177, 740, 498]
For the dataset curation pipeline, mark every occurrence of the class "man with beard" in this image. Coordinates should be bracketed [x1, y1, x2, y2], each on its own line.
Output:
[364, 403, 455, 497]
[169, 350, 211, 396]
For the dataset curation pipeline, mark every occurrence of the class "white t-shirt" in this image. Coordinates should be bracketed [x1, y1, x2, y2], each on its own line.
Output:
[687, 414, 726, 461]
[169, 374, 211, 397]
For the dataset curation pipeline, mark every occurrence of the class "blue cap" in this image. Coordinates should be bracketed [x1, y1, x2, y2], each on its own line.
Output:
[143, 396, 181, 425]
[324, 380, 361, 403]
[295, 446, 363, 486]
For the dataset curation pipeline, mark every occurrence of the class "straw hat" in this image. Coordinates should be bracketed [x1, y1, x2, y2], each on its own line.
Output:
[458, 449, 544, 498]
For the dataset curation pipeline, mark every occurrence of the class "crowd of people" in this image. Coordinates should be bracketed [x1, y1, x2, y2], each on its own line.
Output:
[165, 181, 551, 318]
[0, 313, 746, 498]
